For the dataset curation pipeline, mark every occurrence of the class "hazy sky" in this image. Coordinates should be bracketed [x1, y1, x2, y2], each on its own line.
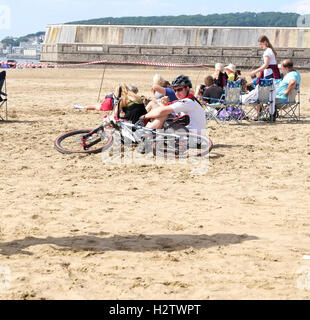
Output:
[0, 0, 309, 40]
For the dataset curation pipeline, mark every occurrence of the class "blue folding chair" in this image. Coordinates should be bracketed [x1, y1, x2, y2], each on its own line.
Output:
[217, 80, 244, 124]
[242, 78, 275, 122]
[198, 80, 243, 124]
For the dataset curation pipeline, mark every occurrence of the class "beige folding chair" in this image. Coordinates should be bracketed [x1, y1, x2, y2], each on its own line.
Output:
[276, 84, 300, 122]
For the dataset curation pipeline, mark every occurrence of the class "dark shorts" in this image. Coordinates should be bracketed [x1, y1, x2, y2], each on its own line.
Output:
[121, 103, 147, 124]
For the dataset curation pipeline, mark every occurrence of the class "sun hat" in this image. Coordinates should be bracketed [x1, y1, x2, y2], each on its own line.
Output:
[215, 63, 224, 72]
[224, 63, 236, 73]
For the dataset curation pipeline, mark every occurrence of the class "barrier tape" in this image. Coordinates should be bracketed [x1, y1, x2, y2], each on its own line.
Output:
[1, 59, 208, 69]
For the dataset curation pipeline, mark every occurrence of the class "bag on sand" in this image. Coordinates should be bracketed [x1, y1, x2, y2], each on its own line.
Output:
[218, 106, 245, 120]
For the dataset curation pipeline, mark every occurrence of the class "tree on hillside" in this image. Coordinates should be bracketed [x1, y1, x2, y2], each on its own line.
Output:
[66, 12, 300, 27]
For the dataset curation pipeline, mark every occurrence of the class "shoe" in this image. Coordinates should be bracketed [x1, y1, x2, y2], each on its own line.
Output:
[270, 114, 276, 122]
[74, 104, 86, 110]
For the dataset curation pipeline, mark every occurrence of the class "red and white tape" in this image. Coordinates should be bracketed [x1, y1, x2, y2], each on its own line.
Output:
[1, 59, 207, 69]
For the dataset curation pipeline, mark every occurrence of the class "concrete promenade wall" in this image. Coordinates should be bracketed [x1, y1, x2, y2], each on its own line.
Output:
[41, 25, 310, 69]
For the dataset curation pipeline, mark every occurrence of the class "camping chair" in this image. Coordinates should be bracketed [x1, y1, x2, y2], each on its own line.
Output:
[216, 80, 243, 124]
[275, 84, 300, 122]
[0, 71, 8, 121]
[242, 78, 275, 122]
[197, 95, 224, 124]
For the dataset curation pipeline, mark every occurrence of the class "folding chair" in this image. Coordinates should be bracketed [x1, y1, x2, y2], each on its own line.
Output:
[242, 78, 275, 122]
[197, 96, 224, 124]
[0, 71, 8, 121]
[275, 84, 300, 122]
[216, 80, 243, 124]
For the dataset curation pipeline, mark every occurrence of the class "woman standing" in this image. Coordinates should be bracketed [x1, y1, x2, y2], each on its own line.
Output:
[250, 35, 281, 82]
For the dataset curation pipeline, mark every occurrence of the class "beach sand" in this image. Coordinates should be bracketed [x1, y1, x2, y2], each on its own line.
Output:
[0, 67, 309, 299]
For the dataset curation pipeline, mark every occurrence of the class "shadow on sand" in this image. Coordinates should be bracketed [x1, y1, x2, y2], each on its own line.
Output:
[0, 233, 258, 256]
[0, 120, 37, 124]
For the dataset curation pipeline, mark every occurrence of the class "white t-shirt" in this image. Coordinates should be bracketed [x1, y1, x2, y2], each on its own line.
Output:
[171, 98, 206, 135]
[263, 48, 277, 78]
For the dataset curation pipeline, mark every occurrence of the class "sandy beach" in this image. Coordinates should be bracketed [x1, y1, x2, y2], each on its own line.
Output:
[0, 66, 310, 300]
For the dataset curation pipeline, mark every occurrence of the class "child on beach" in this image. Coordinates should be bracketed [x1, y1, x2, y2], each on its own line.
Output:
[145, 74, 177, 112]
[75, 84, 147, 124]
[224, 63, 237, 82]
[74, 84, 139, 111]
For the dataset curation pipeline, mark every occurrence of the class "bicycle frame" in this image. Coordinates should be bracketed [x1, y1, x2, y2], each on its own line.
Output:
[55, 116, 211, 157]
[115, 120, 188, 145]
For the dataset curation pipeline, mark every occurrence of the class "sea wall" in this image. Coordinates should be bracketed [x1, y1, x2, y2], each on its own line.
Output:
[41, 25, 310, 69]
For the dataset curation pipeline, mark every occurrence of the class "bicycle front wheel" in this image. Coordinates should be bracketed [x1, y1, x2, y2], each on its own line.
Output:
[54, 129, 113, 154]
[153, 132, 213, 159]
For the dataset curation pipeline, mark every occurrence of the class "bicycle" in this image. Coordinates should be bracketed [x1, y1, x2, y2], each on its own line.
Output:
[54, 115, 212, 159]
[54, 88, 213, 158]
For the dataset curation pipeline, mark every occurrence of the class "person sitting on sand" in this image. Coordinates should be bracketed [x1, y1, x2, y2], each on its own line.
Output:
[143, 75, 206, 135]
[110, 83, 147, 124]
[145, 74, 177, 112]
[74, 84, 139, 112]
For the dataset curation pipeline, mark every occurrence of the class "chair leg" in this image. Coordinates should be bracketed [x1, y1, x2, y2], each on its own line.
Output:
[277, 104, 300, 122]
[0, 100, 8, 121]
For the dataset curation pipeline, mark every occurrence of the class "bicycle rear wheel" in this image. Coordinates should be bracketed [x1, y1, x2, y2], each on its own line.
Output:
[153, 132, 213, 159]
[54, 129, 113, 154]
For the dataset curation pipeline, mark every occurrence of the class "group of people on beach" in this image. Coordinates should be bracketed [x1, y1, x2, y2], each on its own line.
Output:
[74, 35, 301, 135]
[196, 35, 301, 104]
[75, 73, 206, 138]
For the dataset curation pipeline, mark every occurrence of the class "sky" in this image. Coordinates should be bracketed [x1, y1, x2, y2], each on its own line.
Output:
[0, 0, 310, 40]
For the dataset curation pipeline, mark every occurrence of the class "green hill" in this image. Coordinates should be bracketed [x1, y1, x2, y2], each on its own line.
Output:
[1, 12, 301, 44]
[1, 31, 45, 46]
[66, 12, 300, 27]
